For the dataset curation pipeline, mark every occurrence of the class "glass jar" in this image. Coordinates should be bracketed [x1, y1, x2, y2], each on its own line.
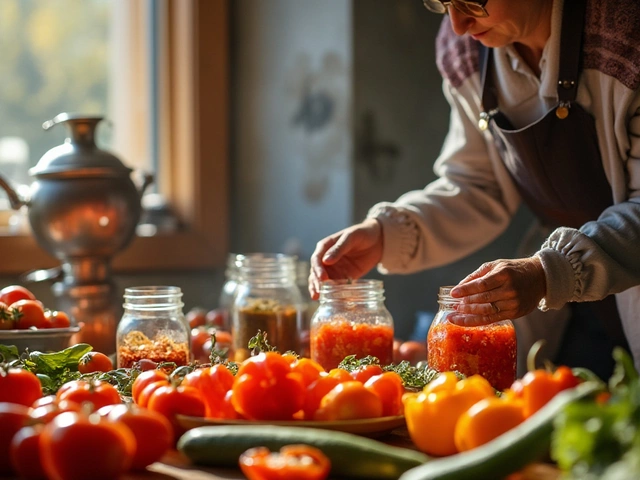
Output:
[231, 253, 303, 362]
[310, 279, 394, 371]
[116, 286, 191, 368]
[427, 286, 517, 391]
[296, 260, 318, 358]
[217, 252, 241, 331]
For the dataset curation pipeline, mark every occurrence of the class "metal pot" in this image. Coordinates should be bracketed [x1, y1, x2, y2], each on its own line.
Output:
[0, 113, 152, 260]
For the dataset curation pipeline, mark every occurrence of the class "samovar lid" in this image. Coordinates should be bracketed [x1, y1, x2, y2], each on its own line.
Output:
[29, 113, 133, 178]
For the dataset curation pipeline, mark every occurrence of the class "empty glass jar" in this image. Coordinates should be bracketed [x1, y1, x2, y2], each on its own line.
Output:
[310, 279, 394, 371]
[116, 286, 190, 368]
[231, 253, 304, 362]
[427, 286, 517, 390]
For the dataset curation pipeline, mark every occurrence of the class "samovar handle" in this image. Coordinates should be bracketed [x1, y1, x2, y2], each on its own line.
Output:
[136, 171, 155, 198]
[0, 173, 27, 210]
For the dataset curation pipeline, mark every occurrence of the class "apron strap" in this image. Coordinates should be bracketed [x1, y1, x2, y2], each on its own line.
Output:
[479, 45, 498, 111]
[557, 0, 587, 103]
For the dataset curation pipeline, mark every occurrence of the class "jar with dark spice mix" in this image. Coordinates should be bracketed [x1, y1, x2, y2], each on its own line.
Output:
[116, 286, 191, 368]
[310, 279, 394, 371]
[427, 286, 517, 391]
[231, 253, 303, 362]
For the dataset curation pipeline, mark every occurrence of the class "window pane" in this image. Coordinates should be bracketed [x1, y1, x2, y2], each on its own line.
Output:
[0, 0, 112, 196]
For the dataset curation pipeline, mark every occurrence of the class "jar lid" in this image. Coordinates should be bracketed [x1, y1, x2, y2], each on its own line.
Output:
[29, 113, 133, 178]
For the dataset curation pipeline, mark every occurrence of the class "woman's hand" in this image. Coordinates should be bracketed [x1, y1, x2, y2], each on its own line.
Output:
[308, 219, 384, 300]
[448, 257, 547, 326]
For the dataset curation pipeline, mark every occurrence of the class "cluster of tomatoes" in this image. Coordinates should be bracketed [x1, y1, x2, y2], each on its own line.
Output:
[132, 352, 405, 425]
[186, 307, 234, 363]
[0, 285, 71, 330]
[0, 365, 173, 479]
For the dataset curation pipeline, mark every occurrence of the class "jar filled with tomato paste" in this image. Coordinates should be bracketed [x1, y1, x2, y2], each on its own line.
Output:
[427, 286, 516, 391]
[116, 286, 191, 368]
[231, 253, 304, 362]
[310, 279, 394, 370]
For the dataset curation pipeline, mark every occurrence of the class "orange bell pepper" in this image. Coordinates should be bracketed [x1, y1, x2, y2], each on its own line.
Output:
[454, 396, 526, 452]
[403, 372, 495, 456]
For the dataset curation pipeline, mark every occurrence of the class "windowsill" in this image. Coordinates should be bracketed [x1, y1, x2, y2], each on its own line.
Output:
[0, 230, 223, 275]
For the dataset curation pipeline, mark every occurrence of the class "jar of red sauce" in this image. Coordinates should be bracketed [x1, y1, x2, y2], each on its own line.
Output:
[427, 286, 517, 391]
[310, 279, 394, 371]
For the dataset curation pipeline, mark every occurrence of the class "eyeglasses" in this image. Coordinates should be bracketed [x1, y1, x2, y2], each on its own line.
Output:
[423, 0, 489, 18]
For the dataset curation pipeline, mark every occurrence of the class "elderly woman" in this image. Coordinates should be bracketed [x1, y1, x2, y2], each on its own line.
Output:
[309, 0, 640, 379]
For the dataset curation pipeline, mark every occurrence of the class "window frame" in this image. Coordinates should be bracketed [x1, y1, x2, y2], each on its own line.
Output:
[0, 0, 229, 275]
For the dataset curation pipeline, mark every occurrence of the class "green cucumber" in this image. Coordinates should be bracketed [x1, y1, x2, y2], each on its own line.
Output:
[398, 381, 601, 480]
[177, 425, 431, 479]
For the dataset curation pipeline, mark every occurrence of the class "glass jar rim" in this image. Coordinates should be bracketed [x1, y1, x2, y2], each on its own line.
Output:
[318, 279, 386, 303]
[124, 286, 182, 298]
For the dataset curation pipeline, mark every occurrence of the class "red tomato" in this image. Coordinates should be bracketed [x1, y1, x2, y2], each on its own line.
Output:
[350, 364, 384, 384]
[182, 364, 235, 419]
[0, 402, 30, 475]
[77, 351, 114, 374]
[206, 308, 227, 328]
[231, 352, 305, 421]
[290, 358, 325, 388]
[146, 384, 206, 440]
[191, 327, 213, 363]
[327, 368, 353, 383]
[10, 424, 46, 480]
[364, 372, 405, 417]
[314, 381, 383, 421]
[137, 380, 171, 408]
[397, 341, 427, 365]
[0, 302, 16, 330]
[40, 411, 136, 480]
[131, 369, 170, 404]
[239, 445, 331, 480]
[44, 310, 71, 329]
[0, 368, 42, 407]
[0, 285, 36, 306]
[186, 307, 207, 328]
[11, 300, 47, 330]
[56, 380, 121, 410]
[31, 395, 58, 409]
[104, 403, 173, 470]
[302, 375, 340, 420]
[55, 380, 88, 399]
[29, 399, 82, 424]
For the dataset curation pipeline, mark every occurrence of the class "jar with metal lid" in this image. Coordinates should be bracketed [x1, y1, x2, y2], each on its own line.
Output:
[427, 286, 517, 391]
[310, 279, 394, 371]
[231, 253, 303, 362]
[116, 286, 191, 368]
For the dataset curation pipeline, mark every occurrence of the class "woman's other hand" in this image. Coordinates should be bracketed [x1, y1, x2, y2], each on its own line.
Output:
[308, 219, 384, 300]
[448, 257, 547, 326]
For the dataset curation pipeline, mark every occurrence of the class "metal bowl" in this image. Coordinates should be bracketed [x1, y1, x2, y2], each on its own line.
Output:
[0, 326, 81, 353]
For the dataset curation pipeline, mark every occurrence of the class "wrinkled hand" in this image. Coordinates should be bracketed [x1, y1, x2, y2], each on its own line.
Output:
[308, 218, 384, 300]
[448, 257, 547, 326]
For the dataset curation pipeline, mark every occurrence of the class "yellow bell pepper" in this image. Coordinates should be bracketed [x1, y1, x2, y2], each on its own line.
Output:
[403, 372, 495, 457]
